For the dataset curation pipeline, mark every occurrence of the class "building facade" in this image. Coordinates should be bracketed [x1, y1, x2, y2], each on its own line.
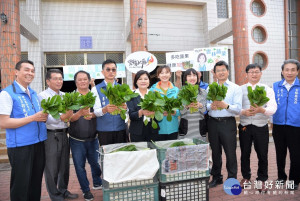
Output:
[0, 0, 299, 92]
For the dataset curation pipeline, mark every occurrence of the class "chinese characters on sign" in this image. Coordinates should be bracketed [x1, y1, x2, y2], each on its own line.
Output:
[166, 51, 193, 72]
[243, 180, 296, 195]
[62, 64, 126, 81]
[80, 36, 92, 49]
[194, 47, 228, 72]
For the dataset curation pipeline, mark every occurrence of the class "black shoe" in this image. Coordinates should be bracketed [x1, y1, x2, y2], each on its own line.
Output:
[83, 191, 94, 201]
[276, 178, 286, 183]
[64, 191, 79, 199]
[209, 177, 223, 188]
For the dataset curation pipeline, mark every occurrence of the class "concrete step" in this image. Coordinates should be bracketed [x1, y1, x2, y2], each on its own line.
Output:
[0, 155, 9, 163]
[0, 147, 7, 155]
[0, 130, 5, 139]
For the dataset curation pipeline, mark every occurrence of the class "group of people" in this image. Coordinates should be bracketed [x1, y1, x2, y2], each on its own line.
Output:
[0, 58, 299, 201]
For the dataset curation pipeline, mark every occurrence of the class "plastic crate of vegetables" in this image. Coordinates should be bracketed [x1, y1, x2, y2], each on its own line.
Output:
[159, 177, 209, 201]
[149, 138, 210, 183]
[103, 182, 159, 201]
[100, 142, 159, 189]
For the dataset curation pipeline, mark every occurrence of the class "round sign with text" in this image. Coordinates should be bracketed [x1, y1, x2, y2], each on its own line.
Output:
[125, 51, 157, 73]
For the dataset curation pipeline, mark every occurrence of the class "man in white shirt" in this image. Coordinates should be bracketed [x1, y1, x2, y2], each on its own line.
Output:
[0, 60, 48, 201]
[239, 64, 277, 192]
[38, 69, 77, 201]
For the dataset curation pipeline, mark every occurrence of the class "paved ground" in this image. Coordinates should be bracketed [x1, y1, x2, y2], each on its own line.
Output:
[0, 140, 300, 201]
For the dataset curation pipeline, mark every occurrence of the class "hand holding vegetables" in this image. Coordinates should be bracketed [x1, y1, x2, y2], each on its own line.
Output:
[178, 83, 199, 113]
[32, 111, 49, 122]
[207, 82, 228, 110]
[101, 83, 138, 120]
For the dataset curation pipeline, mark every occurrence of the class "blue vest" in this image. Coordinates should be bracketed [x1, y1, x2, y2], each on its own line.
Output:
[273, 77, 300, 127]
[95, 81, 126, 132]
[4, 81, 47, 148]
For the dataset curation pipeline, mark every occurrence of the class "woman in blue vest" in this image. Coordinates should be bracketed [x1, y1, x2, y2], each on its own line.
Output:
[150, 65, 180, 141]
[127, 70, 159, 142]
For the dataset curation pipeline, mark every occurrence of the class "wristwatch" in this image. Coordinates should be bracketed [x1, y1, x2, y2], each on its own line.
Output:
[226, 104, 230, 109]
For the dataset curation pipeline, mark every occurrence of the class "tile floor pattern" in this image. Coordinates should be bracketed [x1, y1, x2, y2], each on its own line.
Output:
[0, 141, 300, 201]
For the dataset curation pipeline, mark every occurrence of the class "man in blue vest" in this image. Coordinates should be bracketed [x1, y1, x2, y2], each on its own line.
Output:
[0, 60, 48, 201]
[273, 59, 300, 190]
[92, 59, 127, 145]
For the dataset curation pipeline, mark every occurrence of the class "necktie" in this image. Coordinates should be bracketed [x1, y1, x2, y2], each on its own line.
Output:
[25, 89, 31, 99]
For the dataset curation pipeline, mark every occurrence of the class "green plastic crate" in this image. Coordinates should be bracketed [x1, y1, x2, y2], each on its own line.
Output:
[160, 177, 209, 201]
[103, 182, 159, 201]
[100, 143, 158, 189]
[149, 138, 210, 183]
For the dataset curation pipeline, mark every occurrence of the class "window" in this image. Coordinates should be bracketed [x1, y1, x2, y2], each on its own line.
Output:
[21, 53, 28, 61]
[251, 0, 266, 16]
[252, 25, 267, 43]
[152, 52, 166, 65]
[288, 0, 298, 60]
[45, 52, 124, 66]
[217, 0, 228, 18]
[253, 52, 268, 69]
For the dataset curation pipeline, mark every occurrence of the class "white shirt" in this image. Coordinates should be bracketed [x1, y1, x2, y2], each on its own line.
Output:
[282, 80, 295, 91]
[38, 88, 68, 129]
[91, 80, 116, 117]
[0, 81, 30, 115]
[241, 82, 277, 116]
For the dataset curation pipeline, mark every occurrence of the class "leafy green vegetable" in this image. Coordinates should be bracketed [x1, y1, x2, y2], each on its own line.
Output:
[178, 83, 199, 113]
[62, 91, 81, 111]
[41, 95, 65, 119]
[207, 82, 228, 110]
[138, 91, 165, 129]
[79, 91, 96, 109]
[163, 96, 183, 121]
[101, 83, 139, 120]
[111, 144, 137, 152]
[169, 141, 195, 147]
[247, 86, 270, 107]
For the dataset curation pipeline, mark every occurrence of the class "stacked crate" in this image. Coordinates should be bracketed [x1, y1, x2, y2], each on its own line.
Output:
[100, 142, 159, 201]
[149, 138, 210, 201]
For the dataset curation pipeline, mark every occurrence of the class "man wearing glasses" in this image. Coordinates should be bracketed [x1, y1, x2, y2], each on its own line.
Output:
[92, 59, 127, 145]
[38, 69, 78, 200]
[207, 61, 242, 188]
[239, 64, 277, 192]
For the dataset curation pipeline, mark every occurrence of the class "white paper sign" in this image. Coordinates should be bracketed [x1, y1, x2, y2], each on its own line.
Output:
[193, 47, 228, 71]
[125, 51, 157, 73]
[166, 51, 194, 72]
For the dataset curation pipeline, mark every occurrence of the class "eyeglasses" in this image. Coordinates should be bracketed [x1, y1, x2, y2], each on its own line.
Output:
[50, 77, 63, 81]
[247, 71, 261, 75]
[105, 68, 116, 72]
[215, 69, 227, 73]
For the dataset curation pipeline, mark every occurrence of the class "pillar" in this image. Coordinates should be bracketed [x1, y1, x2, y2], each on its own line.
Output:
[0, 0, 21, 89]
[232, 0, 249, 85]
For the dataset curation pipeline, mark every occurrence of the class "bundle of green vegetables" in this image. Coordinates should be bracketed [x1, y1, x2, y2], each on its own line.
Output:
[163, 96, 183, 121]
[206, 82, 228, 110]
[101, 83, 139, 120]
[169, 141, 196, 147]
[178, 83, 199, 113]
[111, 144, 137, 153]
[78, 91, 96, 109]
[62, 91, 81, 111]
[138, 91, 165, 129]
[247, 86, 270, 107]
[41, 95, 65, 119]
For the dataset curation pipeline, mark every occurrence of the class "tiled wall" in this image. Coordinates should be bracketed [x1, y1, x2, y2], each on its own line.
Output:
[247, 0, 285, 86]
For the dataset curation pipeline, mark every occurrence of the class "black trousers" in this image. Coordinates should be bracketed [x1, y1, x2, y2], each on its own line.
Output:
[239, 124, 269, 181]
[98, 130, 127, 146]
[273, 124, 300, 184]
[208, 117, 237, 179]
[44, 131, 70, 201]
[7, 141, 45, 201]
